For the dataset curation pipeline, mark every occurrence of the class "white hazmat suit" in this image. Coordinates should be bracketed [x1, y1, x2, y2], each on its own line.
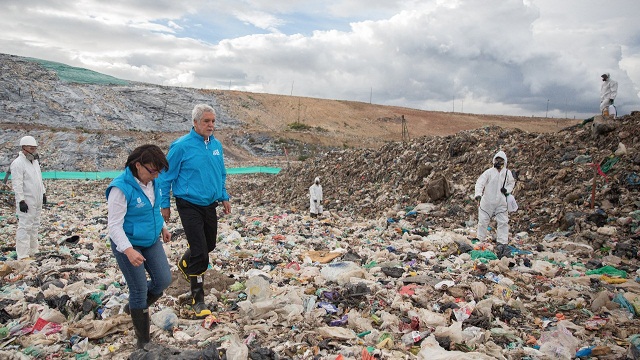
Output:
[474, 151, 515, 244]
[10, 143, 45, 259]
[600, 73, 618, 112]
[309, 177, 323, 217]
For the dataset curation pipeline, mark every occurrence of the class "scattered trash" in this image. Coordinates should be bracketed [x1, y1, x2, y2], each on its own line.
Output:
[1, 113, 640, 358]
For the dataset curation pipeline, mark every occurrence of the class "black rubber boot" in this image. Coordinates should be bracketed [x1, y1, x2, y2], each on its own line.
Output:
[177, 248, 191, 282]
[130, 308, 151, 349]
[190, 275, 211, 318]
[124, 291, 163, 315]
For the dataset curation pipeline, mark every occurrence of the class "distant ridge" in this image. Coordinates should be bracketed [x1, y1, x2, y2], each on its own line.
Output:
[25, 57, 128, 85]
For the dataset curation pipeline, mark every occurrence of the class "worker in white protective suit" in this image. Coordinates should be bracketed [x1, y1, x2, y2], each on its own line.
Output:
[309, 177, 323, 218]
[10, 136, 46, 260]
[474, 151, 515, 245]
[600, 73, 618, 114]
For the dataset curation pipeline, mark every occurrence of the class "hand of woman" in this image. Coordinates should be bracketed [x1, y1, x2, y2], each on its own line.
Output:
[124, 247, 146, 267]
[162, 227, 171, 243]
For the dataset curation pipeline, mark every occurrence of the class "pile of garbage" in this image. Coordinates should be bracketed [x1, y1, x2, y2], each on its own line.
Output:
[269, 112, 640, 243]
[0, 114, 639, 359]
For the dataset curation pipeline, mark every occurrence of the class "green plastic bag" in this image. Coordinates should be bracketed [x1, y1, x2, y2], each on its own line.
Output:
[585, 265, 627, 279]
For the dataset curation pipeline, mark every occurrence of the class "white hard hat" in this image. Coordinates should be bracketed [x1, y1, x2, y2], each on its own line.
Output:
[20, 136, 38, 147]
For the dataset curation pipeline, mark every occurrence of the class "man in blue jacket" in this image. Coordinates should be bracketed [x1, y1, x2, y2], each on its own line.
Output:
[157, 104, 231, 318]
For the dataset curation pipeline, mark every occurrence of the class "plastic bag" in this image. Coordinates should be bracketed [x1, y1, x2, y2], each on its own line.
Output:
[226, 333, 248, 360]
[320, 261, 365, 284]
[416, 335, 496, 359]
[245, 276, 272, 303]
[539, 322, 579, 359]
[506, 194, 518, 212]
[151, 308, 178, 331]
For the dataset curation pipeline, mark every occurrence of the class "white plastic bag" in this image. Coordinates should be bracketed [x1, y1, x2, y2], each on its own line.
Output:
[539, 322, 579, 359]
[506, 194, 518, 212]
[226, 333, 249, 360]
[151, 308, 178, 331]
[245, 276, 272, 303]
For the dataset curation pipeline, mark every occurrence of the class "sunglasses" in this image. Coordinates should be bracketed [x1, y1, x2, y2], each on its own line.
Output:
[141, 163, 159, 175]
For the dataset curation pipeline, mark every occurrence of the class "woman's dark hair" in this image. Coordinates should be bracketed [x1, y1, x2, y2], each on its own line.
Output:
[125, 144, 169, 178]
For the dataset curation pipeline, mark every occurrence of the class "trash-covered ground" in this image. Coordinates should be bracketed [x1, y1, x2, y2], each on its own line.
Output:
[0, 113, 639, 359]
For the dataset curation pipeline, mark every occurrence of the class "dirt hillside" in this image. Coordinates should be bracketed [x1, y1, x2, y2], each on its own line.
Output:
[212, 90, 581, 162]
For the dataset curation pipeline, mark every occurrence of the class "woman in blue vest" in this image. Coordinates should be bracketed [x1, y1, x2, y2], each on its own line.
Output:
[106, 144, 172, 349]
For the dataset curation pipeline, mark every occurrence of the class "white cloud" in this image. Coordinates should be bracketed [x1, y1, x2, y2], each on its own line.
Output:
[167, 21, 183, 31]
[0, 0, 638, 118]
[232, 10, 285, 33]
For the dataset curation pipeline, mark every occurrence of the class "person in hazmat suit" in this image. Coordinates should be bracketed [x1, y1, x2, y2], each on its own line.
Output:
[474, 151, 515, 245]
[600, 73, 618, 114]
[309, 177, 323, 218]
[10, 135, 46, 260]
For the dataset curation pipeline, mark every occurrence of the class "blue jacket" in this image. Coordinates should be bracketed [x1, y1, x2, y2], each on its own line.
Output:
[106, 167, 164, 247]
[157, 128, 229, 208]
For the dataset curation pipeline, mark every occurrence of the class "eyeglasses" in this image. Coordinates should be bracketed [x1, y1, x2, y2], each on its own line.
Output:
[141, 163, 159, 175]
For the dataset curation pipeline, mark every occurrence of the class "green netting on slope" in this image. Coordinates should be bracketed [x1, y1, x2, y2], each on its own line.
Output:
[26, 58, 129, 85]
[1, 167, 280, 180]
[227, 167, 280, 175]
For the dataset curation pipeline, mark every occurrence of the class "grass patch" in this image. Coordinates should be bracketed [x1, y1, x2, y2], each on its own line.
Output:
[288, 122, 311, 131]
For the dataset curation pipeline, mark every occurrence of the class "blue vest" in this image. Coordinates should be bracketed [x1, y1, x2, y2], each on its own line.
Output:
[106, 167, 163, 247]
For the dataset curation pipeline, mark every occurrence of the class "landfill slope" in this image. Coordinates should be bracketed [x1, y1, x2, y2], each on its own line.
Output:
[267, 113, 640, 240]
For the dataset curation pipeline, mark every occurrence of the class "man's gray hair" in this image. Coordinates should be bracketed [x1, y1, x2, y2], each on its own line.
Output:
[192, 104, 216, 122]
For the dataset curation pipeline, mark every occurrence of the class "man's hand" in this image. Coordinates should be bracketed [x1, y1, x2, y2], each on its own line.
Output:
[42, 194, 47, 205]
[500, 187, 507, 195]
[609, 99, 614, 105]
[475, 195, 481, 203]
[313, 199, 317, 202]
[19, 200, 28, 213]
[222, 200, 231, 215]
[161, 208, 171, 222]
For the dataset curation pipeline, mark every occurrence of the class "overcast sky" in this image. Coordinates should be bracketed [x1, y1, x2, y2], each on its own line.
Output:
[1, 0, 639, 119]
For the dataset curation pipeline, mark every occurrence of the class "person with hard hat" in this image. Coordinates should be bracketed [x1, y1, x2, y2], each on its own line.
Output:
[10, 135, 46, 260]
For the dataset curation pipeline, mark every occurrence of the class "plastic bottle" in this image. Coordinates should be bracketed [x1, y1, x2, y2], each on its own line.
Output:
[575, 347, 593, 358]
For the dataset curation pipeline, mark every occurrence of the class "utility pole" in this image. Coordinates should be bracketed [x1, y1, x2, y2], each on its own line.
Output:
[546, 99, 549, 118]
[401, 115, 409, 143]
[290, 81, 294, 96]
[370, 87, 372, 104]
